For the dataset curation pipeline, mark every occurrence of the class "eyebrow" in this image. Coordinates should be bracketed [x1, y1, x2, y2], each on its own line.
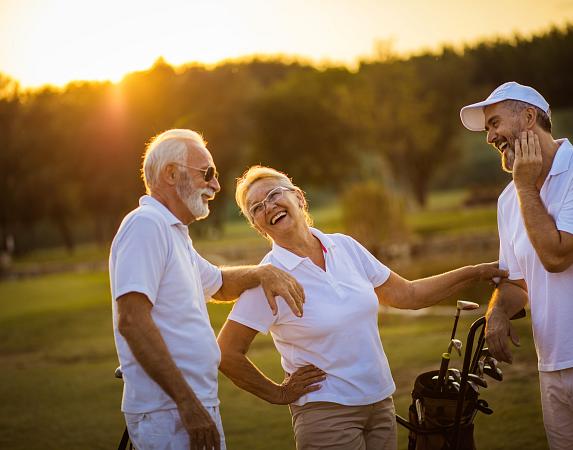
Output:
[247, 186, 280, 208]
[484, 115, 500, 131]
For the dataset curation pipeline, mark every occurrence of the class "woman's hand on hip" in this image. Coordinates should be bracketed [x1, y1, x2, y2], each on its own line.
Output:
[276, 365, 326, 404]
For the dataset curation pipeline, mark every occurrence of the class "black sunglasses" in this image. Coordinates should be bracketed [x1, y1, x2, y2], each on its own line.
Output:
[176, 163, 219, 182]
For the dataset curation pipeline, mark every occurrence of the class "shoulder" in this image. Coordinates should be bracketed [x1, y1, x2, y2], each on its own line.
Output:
[114, 207, 169, 245]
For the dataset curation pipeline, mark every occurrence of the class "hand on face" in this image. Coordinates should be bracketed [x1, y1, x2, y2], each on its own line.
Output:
[513, 131, 543, 191]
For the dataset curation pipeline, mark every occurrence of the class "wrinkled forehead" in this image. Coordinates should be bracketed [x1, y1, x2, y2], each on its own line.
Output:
[246, 178, 287, 206]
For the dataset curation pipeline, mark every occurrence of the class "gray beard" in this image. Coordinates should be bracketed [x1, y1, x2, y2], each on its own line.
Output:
[176, 172, 212, 221]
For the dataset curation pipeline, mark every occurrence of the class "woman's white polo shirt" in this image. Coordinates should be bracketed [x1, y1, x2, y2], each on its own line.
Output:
[228, 228, 395, 406]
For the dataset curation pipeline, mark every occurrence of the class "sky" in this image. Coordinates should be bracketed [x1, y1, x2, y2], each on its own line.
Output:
[1, 0, 572, 88]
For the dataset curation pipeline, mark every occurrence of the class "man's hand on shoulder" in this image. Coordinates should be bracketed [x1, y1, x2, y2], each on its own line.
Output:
[256, 264, 305, 317]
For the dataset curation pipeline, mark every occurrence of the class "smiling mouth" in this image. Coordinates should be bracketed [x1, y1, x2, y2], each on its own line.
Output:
[270, 211, 287, 225]
[496, 141, 509, 154]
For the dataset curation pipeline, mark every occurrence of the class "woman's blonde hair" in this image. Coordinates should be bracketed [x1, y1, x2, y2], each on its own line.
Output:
[235, 165, 312, 233]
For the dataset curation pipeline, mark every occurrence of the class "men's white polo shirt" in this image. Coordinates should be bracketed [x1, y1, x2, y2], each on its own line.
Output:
[498, 138, 573, 372]
[228, 228, 395, 406]
[110, 195, 222, 413]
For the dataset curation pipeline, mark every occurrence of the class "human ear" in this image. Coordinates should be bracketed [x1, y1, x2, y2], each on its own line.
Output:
[525, 107, 537, 129]
[164, 164, 178, 186]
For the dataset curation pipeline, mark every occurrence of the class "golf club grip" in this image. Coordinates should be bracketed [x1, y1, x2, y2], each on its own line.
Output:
[436, 353, 450, 391]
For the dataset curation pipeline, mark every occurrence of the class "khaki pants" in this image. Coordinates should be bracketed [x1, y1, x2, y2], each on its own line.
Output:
[290, 397, 397, 450]
[124, 406, 226, 450]
[540, 368, 573, 450]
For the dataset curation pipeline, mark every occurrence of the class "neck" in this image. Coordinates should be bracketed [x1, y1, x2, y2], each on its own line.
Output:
[151, 189, 194, 225]
[536, 132, 560, 189]
[272, 224, 319, 258]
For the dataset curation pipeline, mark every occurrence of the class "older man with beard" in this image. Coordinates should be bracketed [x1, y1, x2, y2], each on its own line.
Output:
[461, 82, 573, 449]
[109, 129, 309, 450]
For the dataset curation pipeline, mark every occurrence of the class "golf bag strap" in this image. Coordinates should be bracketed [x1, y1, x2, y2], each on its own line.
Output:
[118, 426, 130, 450]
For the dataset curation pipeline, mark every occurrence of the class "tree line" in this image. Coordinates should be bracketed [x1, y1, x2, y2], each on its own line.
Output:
[1, 24, 572, 254]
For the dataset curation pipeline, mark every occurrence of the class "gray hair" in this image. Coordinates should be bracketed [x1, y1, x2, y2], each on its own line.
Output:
[505, 100, 552, 133]
[142, 129, 206, 194]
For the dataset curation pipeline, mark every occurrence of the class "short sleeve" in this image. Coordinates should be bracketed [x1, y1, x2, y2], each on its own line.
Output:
[194, 250, 223, 301]
[342, 235, 391, 287]
[498, 203, 523, 280]
[111, 216, 167, 304]
[227, 286, 277, 335]
[556, 177, 573, 235]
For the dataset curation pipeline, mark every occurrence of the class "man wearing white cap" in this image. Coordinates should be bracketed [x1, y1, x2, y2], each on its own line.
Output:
[460, 82, 573, 449]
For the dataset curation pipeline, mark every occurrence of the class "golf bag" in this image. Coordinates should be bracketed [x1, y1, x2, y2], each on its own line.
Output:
[396, 310, 514, 450]
[402, 370, 480, 450]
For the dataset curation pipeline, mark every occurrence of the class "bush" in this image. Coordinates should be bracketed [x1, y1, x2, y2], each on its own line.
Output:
[341, 181, 409, 258]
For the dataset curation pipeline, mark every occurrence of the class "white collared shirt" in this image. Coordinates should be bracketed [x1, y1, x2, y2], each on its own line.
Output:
[228, 228, 395, 406]
[110, 195, 222, 413]
[498, 138, 573, 371]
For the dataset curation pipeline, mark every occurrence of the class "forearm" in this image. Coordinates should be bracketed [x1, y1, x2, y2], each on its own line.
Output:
[516, 187, 570, 271]
[407, 265, 482, 309]
[219, 351, 283, 404]
[486, 281, 528, 319]
[213, 265, 262, 301]
[120, 318, 201, 408]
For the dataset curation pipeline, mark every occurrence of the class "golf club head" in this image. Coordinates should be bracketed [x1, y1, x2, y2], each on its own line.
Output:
[450, 381, 461, 392]
[477, 360, 485, 378]
[484, 365, 503, 381]
[468, 373, 488, 388]
[457, 300, 480, 311]
[448, 368, 461, 383]
[449, 339, 463, 356]
[467, 380, 479, 393]
[484, 356, 499, 370]
[480, 347, 492, 359]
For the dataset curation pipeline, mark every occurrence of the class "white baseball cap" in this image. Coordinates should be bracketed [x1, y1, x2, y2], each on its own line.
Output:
[460, 81, 550, 131]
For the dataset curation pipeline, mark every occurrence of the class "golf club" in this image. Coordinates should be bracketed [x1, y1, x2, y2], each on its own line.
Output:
[436, 300, 480, 391]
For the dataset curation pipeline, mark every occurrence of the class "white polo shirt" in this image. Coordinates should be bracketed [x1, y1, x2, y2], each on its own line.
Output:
[498, 138, 573, 372]
[110, 195, 223, 413]
[228, 228, 395, 406]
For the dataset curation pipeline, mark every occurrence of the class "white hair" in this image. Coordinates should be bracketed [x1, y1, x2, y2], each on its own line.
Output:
[142, 129, 206, 194]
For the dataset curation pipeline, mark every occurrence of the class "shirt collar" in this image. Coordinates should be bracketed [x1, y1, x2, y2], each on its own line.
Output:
[270, 227, 336, 271]
[139, 195, 183, 226]
[548, 138, 573, 177]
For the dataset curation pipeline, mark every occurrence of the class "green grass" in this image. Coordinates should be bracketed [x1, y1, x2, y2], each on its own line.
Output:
[0, 271, 547, 449]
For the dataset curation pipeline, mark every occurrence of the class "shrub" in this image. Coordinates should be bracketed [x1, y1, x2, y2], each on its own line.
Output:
[341, 181, 409, 258]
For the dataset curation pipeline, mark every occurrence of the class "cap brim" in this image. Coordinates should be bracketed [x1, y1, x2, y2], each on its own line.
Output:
[460, 98, 502, 131]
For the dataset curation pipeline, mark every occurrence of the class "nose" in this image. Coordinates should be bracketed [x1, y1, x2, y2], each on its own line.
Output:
[209, 175, 221, 193]
[486, 129, 496, 144]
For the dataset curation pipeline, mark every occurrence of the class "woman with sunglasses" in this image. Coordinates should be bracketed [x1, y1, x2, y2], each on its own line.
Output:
[217, 166, 507, 450]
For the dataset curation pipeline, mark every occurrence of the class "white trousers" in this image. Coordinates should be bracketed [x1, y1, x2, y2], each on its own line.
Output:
[539, 367, 573, 450]
[124, 406, 226, 450]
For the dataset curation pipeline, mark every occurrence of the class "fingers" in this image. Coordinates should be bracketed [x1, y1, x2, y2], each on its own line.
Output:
[262, 286, 278, 316]
[514, 135, 522, 161]
[190, 425, 219, 450]
[486, 333, 512, 364]
[293, 366, 326, 382]
[509, 324, 521, 347]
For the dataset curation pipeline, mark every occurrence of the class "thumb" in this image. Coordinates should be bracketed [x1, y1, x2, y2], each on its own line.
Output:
[509, 324, 521, 347]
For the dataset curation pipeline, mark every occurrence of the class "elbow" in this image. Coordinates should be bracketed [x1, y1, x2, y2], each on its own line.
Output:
[217, 339, 242, 375]
[118, 312, 136, 338]
[540, 254, 571, 273]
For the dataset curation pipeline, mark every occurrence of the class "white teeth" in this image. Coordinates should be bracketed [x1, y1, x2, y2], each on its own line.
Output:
[270, 211, 286, 225]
